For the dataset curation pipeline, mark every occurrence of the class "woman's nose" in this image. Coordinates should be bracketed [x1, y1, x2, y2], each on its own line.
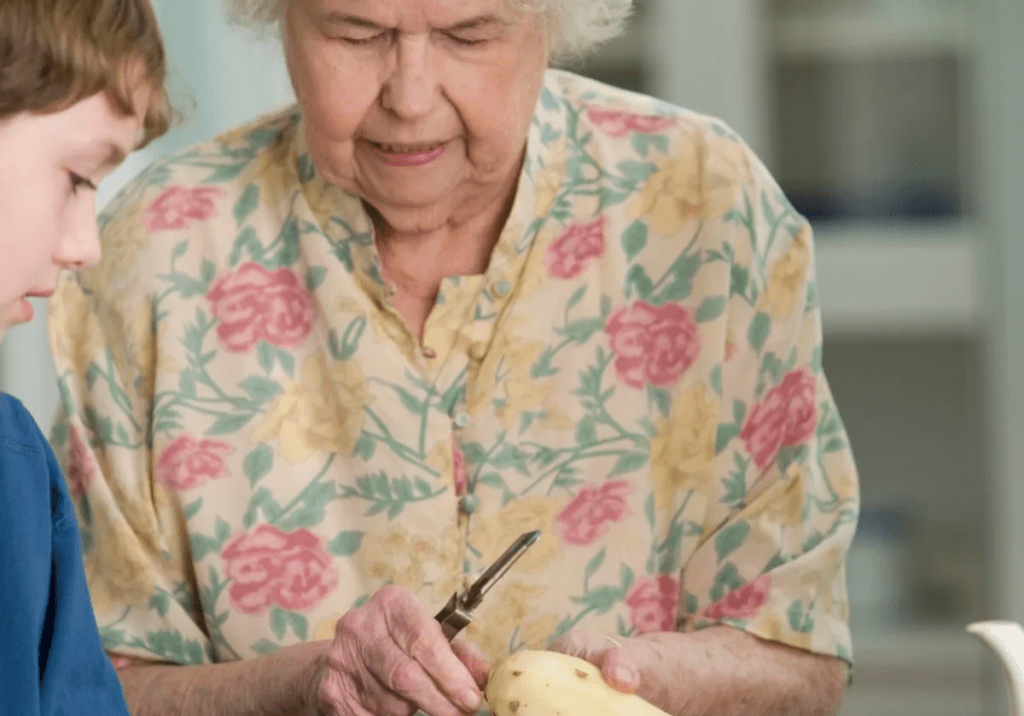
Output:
[381, 36, 439, 119]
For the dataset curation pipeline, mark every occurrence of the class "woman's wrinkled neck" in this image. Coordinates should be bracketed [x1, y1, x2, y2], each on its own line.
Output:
[367, 151, 524, 281]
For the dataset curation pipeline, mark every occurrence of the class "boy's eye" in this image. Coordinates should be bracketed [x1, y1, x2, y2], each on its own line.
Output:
[69, 172, 97, 194]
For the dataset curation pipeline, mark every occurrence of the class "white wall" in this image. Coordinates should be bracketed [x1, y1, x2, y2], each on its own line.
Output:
[0, 0, 294, 428]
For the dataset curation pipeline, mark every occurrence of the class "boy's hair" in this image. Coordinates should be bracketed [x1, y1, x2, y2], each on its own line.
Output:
[0, 0, 171, 148]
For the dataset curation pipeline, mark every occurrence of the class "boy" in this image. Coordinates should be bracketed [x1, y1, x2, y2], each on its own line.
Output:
[0, 1, 170, 713]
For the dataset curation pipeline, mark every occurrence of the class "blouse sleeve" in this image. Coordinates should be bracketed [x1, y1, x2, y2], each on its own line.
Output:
[47, 177, 214, 666]
[678, 144, 859, 666]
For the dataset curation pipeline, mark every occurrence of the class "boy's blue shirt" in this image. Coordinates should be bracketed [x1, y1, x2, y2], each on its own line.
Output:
[0, 392, 130, 716]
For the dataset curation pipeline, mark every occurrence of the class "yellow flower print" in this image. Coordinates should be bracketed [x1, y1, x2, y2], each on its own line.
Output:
[470, 498, 562, 573]
[48, 277, 107, 377]
[465, 582, 558, 662]
[761, 225, 811, 320]
[313, 613, 342, 641]
[368, 562, 397, 582]
[378, 527, 409, 556]
[251, 354, 372, 464]
[629, 131, 754, 236]
[535, 138, 569, 218]
[425, 437, 456, 488]
[650, 383, 719, 509]
[500, 374, 557, 431]
[82, 200, 148, 296]
[735, 464, 807, 528]
[84, 510, 158, 616]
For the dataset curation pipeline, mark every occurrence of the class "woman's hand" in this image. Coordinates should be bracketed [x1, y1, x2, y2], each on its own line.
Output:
[547, 630, 645, 695]
[311, 585, 490, 716]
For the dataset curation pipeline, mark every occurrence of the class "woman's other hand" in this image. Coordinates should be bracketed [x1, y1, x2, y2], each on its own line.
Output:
[547, 630, 644, 695]
[311, 585, 488, 716]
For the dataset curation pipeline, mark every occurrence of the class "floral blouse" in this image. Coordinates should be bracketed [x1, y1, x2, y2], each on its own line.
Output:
[47, 69, 859, 670]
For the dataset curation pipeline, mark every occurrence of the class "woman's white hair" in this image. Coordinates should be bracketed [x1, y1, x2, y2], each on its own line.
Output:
[222, 0, 634, 61]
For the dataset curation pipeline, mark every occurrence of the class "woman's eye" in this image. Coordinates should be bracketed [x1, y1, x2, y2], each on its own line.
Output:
[69, 173, 97, 194]
[447, 34, 488, 47]
[343, 31, 390, 46]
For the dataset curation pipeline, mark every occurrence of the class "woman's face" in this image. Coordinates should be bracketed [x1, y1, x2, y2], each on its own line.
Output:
[283, 0, 550, 232]
[0, 90, 145, 342]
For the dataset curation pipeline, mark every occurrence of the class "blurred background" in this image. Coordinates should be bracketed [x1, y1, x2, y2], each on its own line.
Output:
[1, 0, 1022, 713]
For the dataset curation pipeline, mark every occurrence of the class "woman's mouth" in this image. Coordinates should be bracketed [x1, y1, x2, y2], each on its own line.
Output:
[369, 141, 448, 167]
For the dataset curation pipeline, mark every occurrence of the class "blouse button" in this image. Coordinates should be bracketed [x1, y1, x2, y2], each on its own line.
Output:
[458, 494, 479, 515]
[493, 280, 511, 298]
[468, 342, 487, 361]
[454, 412, 470, 429]
[422, 346, 438, 359]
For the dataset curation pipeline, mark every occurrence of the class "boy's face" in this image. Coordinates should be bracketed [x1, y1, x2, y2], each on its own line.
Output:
[0, 88, 147, 341]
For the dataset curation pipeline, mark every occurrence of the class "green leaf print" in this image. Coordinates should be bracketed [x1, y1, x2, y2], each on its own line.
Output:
[243, 445, 275, 487]
[608, 452, 648, 478]
[621, 221, 648, 261]
[240, 376, 282, 405]
[558, 318, 605, 344]
[616, 160, 658, 184]
[306, 266, 328, 292]
[251, 639, 282, 656]
[695, 296, 728, 323]
[207, 413, 256, 437]
[277, 506, 327, 532]
[183, 498, 203, 520]
[647, 384, 672, 417]
[229, 228, 266, 268]
[714, 522, 751, 563]
[148, 590, 172, 617]
[143, 631, 206, 665]
[787, 601, 815, 633]
[270, 605, 309, 640]
[328, 531, 365, 557]
[571, 586, 624, 616]
[243, 488, 285, 527]
[490, 445, 530, 476]
[234, 183, 260, 226]
[747, 312, 772, 353]
[625, 264, 654, 301]
[329, 317, 367, 361]
[339, 472, 445, 520]
[584, 549, 607, 585]
[710, 563, 744, 602]
[100, 628, 125, 650]
[685, 593, 700, 616]
[190, 534, 222, 561]
[566, 285, 587, 313]
[823, 437, 848, 453]
[654, 253, 702, 304]
[575, 416, 598, 447]
[715, 423, 741, 455]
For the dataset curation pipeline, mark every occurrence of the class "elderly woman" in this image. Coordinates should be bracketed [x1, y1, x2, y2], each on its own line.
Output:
[47, 0, 859, 715]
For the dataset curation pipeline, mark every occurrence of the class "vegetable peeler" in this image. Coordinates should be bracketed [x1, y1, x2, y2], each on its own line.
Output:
[434, 530, 542, 641]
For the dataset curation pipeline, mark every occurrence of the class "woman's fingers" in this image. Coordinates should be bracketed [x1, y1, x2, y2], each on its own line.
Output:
[548, 630, 641, 694]
[319, 585, 483, 716]
[451, 639, 491, 690]
[380, 591, 483, 712]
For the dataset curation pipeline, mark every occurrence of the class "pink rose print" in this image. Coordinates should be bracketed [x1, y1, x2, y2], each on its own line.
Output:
[546, 216, 606, 280]
[626, 575, 679, 634]
[222, 524, 338, 615]
[452, 437, 468, 497]
[207, 263, 317, 352]
[155, 435, 233, 491]
[555, 481, 633, 546]
[605, 301, 700, 389]
[66, 425, 94, 499]
[143, 186, 224, 231]
[740, 369, 818, 469]
[587, 108, 677, 138]
[703, 575, 772, 620]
